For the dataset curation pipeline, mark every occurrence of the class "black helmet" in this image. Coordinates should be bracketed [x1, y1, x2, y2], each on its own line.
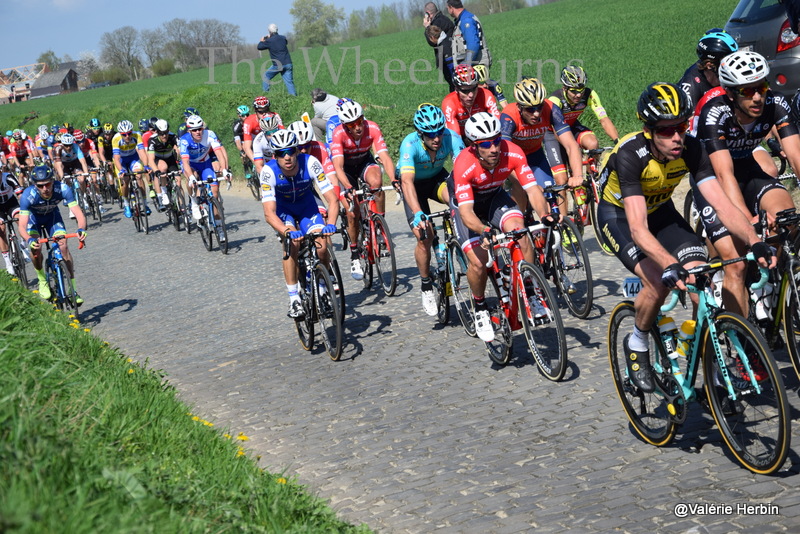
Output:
[637, 83, 692, 127]
[149, 116, 159, 130]
[696, 30, 738, 63]
[31, 165, 54, 183]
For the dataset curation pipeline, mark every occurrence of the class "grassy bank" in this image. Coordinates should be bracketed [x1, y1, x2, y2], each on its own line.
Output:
[0, 275, 369, 533]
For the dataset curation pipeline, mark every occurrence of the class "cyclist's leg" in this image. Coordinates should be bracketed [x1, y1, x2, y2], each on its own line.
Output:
[575, 124, 598, 151]
[362, 162, 384, 213]
[0, 210, 10, 274]
[280, 211, 305, 317]
[487, 187, 533, 263]
[405, 180, 437, 279]
[752, 145, 779, 178]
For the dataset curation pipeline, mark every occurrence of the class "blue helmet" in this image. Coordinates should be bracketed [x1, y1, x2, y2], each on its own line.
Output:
[697, 30, 738, 63]
[184, 107, 198, 118]
[31, 165, 54, 183]
[413, 104, 446, 134]
[139, 118, 150, 131]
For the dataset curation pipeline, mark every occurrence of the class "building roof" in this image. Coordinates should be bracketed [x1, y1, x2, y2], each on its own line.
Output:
[31, 68, 75, 89]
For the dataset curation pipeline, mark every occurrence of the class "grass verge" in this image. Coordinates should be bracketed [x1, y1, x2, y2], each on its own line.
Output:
[0, 274, 370, 533]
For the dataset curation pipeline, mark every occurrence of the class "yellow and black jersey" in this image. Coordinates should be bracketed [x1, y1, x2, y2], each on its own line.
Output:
[597, 132, 714, 214]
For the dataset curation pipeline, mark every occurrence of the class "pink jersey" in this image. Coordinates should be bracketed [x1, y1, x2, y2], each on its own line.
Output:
[452, 140, 537, 206]
[329, 120, 388, 164]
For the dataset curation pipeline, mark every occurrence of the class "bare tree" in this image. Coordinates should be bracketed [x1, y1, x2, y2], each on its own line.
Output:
[140, 29, 166, 66]
[100, 26, 141, 80]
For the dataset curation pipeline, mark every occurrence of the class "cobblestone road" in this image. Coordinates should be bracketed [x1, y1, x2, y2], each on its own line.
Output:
[67, 188, 799, 533]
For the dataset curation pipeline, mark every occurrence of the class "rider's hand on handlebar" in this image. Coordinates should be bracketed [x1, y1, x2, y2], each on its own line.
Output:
[413, 210, 427, 228]
[750, 241, 777, 269]
[480, 226, 494, 250]
[27, 237, 40, 251]
[661, 262, 689, 290]
[567, 174, 584, 188]
[542, 212, 560, 226]
[322, 224, 338, 235]
[289, 230, 304, 240]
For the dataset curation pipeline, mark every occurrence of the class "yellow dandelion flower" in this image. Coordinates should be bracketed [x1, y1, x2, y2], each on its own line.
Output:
[127, 358, 132, 363]
[223, 433, 231, 439]
[128, 369, 134, 374]
[83, 328, 91, 333]
[236, 433, 250, 441]
[203, 421, 214, 427]
[236, 448, 245, 457]
[69, 314, 75, 319]
[277, 477, 287, 484]
[33, 289, 39, 294]
[192, 416, 200, 422]
[11, 277, 18, 282]
[71, 324, 79, 329]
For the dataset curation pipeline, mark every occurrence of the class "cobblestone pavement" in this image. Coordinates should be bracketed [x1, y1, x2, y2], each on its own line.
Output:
[67, 188, 799, 533]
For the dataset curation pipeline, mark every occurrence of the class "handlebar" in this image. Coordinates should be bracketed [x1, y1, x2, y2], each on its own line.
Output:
[280, 230, 336, 260]
[37, 232, 86, 250]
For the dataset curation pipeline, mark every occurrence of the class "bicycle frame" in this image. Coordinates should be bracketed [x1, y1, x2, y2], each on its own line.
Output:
[488, 228, 537, 331]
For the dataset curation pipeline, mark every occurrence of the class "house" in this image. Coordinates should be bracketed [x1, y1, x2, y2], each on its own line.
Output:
[29, 68, 79, 99]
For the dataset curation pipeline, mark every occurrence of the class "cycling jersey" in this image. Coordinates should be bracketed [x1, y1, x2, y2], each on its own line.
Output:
[77, 139, 97, 158]
[179, 130, 222, 164]
[19, 180, 77, 224]
[442, 88, 500, 138]
[53, 144, 86, 165]
[548, 87, 608, 128]
[242, 112, 283, 143]
[9, 138, 34, 160]
[696, 90, 798, 160]
[397, 128, 465, 180]
[232, 118, 244, 144]
[451, 140, 537, 206]
[679, 63, 714, 111]
[0, 172, 22, 202]
[252, 131, 274, 162]
[499, 101, 571, 154]
[141, 130, 154, 150]
[0, 137, 11, 158]
[111, 132, 145, 158]
[304, 140, 335, 177]
[597, 132, 714, 214]
[97, 135, 115, 160]
[148, 132, 178, 159]
[325, 115, 341, 145]
[329, 120, 389, 165]
[259, 153, 333, 205]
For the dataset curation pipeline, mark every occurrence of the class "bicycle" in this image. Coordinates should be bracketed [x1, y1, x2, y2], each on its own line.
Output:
[195, 174, 228, 254]
[120, 170, 150, 234]
[607, 253, 790, 474]
[2, 214, 30, 288]
[344, 184, 398, 296]
[283, 231, 344, 360]
[84, 167, 105, 223]
[567, 147, 610, 241]
[531, 184, 594, 318]
[243, 154, 259, 200]
[37, 232, 85, 319]
[419, 208, 455, 326]
[160, 170, 191, 233]
[62, 172, 90, 219]
[482, 226, 568, 377]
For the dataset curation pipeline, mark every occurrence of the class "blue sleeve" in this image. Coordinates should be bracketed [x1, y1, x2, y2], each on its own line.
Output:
[461, 14, 481, 54]
[257, 40, 270, 51]
[59, 182, 76, 204]
[446, 129, 465, 159]
[500, 114, 516, 141]
[549, 105, 571, 137]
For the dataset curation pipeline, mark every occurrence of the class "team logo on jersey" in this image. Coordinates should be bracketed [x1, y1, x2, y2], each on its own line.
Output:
[261, 184, 271, 191]
[316, 173, 326, 182]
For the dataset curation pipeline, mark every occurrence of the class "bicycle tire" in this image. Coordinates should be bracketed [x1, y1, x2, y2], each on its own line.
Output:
[199, 202, 213, 251]
[702, 312, 790, 474]
[9, 232, 29, 288]
[358, 221, 373, 290]
[131, 192, 142, 233]
[56, 259, 79, 318]
[141, 189, 150, 235]
[781, 265, 800, 381]
[247, 175, 261, 201]
[171, 190, 182, 231]
[211, 197, 228, 254]
[607, 301, 678, 446]
[328, 247, 346, 324]
[518, 261, 567, 380]
[434, 253, 450, 325]
[484, 273, 512, 366]
[295, 266, 315, 350]
[372, 213, 397, 296]
[568, 188, 588, 236]
[448, 239, 475, 337]
[554, 218, 594, 318]
[314, 264, 343, 360]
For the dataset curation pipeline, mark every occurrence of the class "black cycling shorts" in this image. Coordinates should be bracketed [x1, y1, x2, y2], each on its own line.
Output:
[451, 187, 523, 253]
[403, 168, 449, 228]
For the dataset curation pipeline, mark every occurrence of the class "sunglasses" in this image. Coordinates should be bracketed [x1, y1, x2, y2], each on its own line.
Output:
[458, 86, 477, 95]
[567, 87, 584, 94]
[734, 80, 769, 99]
[275, 147, 298, 158]
[422, 129, 445, 139]
[35, 181, 54, 189]
[652, 121, 689, 137]
[475, 136, 502, 149]
[190, 128, 204, 133]
[344, 118, 364, 130]
[120, 132, 132, 136]
[522, 104, 543, 113]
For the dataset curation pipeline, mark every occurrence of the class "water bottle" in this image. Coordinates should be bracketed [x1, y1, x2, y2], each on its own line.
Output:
[435, 242, 446, 273]
[711, 270, 724, 306]
[752, 282, 774, 321]
[574, 186, 587, 206]
[658, 316, 678, 358]
[676, 320, 696, 358]
[496, 266, 510, 304]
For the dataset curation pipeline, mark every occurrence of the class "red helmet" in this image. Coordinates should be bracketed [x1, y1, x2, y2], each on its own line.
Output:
[73, 129, 85, 142]
[453, 64, 478, 89]
[253, 96, 270, 111]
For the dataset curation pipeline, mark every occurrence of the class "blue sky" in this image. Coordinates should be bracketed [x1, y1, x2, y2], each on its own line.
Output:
[0, 0, 385, 69]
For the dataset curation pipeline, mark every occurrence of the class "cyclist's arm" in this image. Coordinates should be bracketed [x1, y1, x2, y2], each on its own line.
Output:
[16, 211, 31, 243]
[778, 132, 800, 181]
[78, 156, 89, 174]
[623, 194, 677, 270]
[147, 148, 157, 170]
[707, 150, 751, 219]
[588, 90, 619, 143]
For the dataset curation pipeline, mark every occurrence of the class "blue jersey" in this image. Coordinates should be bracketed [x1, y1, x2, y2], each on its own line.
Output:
[259, 153, 332, 205]
[19, 181, 76, 222]
[179, 130, 222, 164]
[397, 128, 464, 181]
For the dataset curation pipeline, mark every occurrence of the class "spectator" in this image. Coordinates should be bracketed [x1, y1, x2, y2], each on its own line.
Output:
[423, 2, 455, 87]
[783, 0, 800, 33]
[446, 0, 492, 71]
[258, 23, 297, 96]
[425, 25, 455, 92]
[311, 88, 340, 141]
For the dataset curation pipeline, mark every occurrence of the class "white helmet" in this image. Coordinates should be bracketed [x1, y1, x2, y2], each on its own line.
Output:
[464, 112, 501, 142]
[258, 113, 281, 133]
[287, 121, 314, 145]
[718, 51, 770, 87]
[117, 120, 134, 133]
[60, 133, 75, 145]
[338, 100, 363, 124]
[269, 130, 298, 151]
[185, 115, 204, 129]
[154, 119, 169, 134]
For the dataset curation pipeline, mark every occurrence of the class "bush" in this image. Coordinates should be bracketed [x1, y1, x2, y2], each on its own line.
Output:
[152, 59, 177, 77]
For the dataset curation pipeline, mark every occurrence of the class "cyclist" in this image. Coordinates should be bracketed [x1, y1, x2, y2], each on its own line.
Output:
[398, 104, 465, 315]
[96, 123, 117, 195]
[0, 169, 24, 275]
[252, 114, 283, 174]
[176, 107, 198, 139]
[441, 64, 500, 142]
[147, 119, 180, 208]
[85, 118, 102, 144]
[8, 130, 35, 181]
[17, 165, 87, 302]
[73, 129, 106, 214]
[179, 114, 229, 220]
[288, 120, 339, 196]
[693, 51, 800, 320]
[595, 82, 772, 392]
[450, 112, 556, 342]
[473, 64, 507, 109]
[259, 130, 339, 318]
[329, 99, 397, 280]
[111, 120, 152, 218]
[53, 133, 90, 214]
[500, 78, 585, 214]
[679, 30, 738, 113]
[233, 105, 249, 154]
[242, 96, 283, 165]
[35, 125, 54, 163]
[325, 97, 352, 146]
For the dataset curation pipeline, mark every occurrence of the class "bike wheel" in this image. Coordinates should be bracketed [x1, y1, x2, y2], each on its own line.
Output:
[314, 264, 343, 360]
[200, 210, 213, 251]
[55, 259, 79, 318]
[607, 301, 678, 446]
[171, 190, 182, 231]
[517, 261, 567, 380]
[782, 267, 800, 381]
[9, 234, 29, 288]
[247, 175, 260, 201]
[328, 247, 346, 324]
[484, 274, 512, 365]
[358, 223, 373, 290]
[435, 261, 450, 325]
[131, 193, 142, 233]
[554, 218, 594, 319]
[702, 312, 790, 474]
[141, 190, 150, 235]
[448, 240, 475, 337]
[210, 198, 228, 254]
[372, 214, 397, 296]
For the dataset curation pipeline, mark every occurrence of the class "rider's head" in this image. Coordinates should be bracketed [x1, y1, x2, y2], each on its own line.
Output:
[269, 130, 299, 173]
[637, 82, 692, 161]
[258, 114, 282, 136]
[697, 30, 738, 70]
[253, 96, 270, 115]
[287, 120, 315, 149]
[338, 100, 365, 137]
[31, 165, 55, 198]
[60, 133, 75, 147]
[155, 119, 170, 136]
[413, 103, 446, 150]
[718, 51, 770, 119]
[117, 120, 134, 138]
[186, 115, 205, 135]
[236, 105, 250, 118]
[453, 64, 479, 107]
[514, 77, 547, 125]
[464, 112, 502, 167]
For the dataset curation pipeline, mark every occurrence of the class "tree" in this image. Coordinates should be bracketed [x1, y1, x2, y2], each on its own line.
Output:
[290, 0, 345, 47]
[77, 51, 101, 83]
[37, 50, 61, 71]
[100, 26, 142, 80]
[151, 58, 176, 77]
[140, 29, 166, 66]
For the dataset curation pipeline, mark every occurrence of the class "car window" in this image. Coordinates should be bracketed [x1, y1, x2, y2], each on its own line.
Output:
[730, 0, 785, 22]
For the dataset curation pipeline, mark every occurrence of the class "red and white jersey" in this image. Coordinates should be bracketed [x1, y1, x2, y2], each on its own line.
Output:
[9, 138, 35, 160]
[442, 88, 501, 139]
[78, 138, 98, 156]
[304, 140, 335, 177]
[242, 112, 283, 143]
[452, 140, 537, 206]
[329, 120, 388, 163]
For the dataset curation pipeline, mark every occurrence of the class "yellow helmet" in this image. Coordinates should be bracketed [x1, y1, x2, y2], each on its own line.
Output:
[473, 64, 488, 84]
[514, 78, 547, 107]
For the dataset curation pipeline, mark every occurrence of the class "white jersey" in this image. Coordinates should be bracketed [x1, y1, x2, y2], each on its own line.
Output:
[252, 131, 274, 162]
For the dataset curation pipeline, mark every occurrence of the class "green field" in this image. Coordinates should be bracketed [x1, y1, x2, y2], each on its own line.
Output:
[1, 0, 733, 167]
